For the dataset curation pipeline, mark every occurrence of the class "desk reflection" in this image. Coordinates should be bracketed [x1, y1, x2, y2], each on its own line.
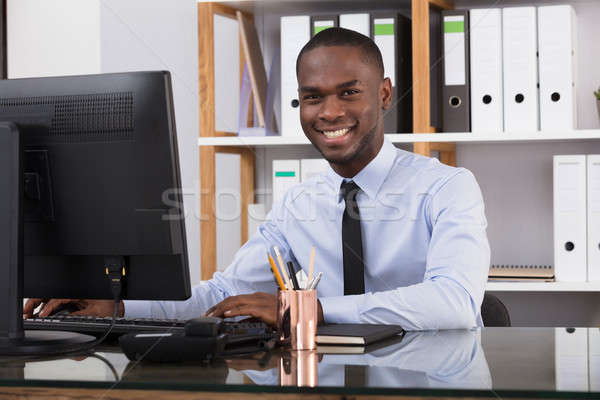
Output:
[5, 328, 600, 396]
[243, 329, 492, 390]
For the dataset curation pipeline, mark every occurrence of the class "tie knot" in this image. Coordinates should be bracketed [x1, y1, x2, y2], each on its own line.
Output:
[340, 180, 360, 202]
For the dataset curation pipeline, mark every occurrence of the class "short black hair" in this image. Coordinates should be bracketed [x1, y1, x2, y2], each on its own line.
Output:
[295, 27, 384, 79]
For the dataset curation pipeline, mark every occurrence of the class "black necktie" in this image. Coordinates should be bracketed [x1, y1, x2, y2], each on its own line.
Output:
[341, 181, 365, 295]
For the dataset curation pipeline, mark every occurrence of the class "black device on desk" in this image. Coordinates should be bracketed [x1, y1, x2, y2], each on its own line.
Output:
[0, 71, 190, 355]
[119, 317, 277, 362]
[23, 314, 275, 362]
[24, 315, 271, 339]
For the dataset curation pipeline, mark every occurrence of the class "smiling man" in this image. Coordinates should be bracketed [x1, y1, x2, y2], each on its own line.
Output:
[25, 28, 490, 330]
[298, 45, 384, 178]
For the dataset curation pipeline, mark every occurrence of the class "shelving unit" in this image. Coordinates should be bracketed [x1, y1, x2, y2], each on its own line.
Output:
[198, 129, 600, 146]
[199, 0, 600, 326]
[487, 282, 600, 292]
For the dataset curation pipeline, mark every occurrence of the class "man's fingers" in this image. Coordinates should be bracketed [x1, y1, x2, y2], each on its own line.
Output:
[23, 298, 44, 318]
[223, 304, 255, 318]
[204, 306, 216, 317]
[38, 299, 71, 317]
[206, 295, 259, 317]
[38, 299, 60, 317]
[69, 300, 113, 317]
[223, 304, 276, 326]
[205, 293, 278, 325]
[226, 294, 267, 308]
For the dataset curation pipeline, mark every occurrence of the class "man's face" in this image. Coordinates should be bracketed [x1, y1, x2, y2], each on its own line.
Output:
[297, 45, 391, 176]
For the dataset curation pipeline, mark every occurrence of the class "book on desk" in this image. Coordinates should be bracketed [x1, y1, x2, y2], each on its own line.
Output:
[316, 324, 404, 346]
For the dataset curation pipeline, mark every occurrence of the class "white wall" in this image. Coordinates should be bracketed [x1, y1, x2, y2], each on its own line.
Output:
[215, 153, 241, 271]
[98, 0, 200, 284]
[7, 0, 201, 285]
[7, 0, 101, 77]
[213, 13, 240, 133]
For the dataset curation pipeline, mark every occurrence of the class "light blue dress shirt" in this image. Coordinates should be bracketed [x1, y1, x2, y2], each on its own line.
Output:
[125, 139, 490, 330]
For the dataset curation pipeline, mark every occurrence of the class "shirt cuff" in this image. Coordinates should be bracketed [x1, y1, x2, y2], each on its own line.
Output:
[319, 295, 360, 324]
[123, 300, 153, 319]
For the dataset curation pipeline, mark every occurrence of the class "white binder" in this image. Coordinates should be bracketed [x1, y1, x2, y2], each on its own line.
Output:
[469, 9, 503, 132]
[339, 13, 370, 36]
[555, 328, 589, 391]
[553, 155, 587, 282]
[272, 159, 300, 204]
[502, 7, 539, 132]
[589, 328, 600, 391]
[280, 16, 310, 137]
[588, 155, 600, 281]
[311, 16, 338, 37]
[373, 17, 396, 89]
[300, 158, 329, 182]
[538, 5, 577, 131]
[372, 16, 398, 133]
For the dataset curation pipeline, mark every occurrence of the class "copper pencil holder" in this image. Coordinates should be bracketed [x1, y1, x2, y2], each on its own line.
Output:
[277, 289, 317, 350]
[279, 350, 318, 387]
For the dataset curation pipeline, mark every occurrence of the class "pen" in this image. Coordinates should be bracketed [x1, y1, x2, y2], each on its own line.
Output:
[308, 271, 323, 290]
[308, 246, 315, 289]
[273, 246, 293, 290]
[287, 261, 300, 290]
[267, 253, 286, 291]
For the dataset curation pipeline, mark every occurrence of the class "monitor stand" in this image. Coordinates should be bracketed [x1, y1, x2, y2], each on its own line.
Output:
[0, 123, 96, 355]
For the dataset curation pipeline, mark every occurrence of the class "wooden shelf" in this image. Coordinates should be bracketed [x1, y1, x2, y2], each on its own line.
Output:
[198, 129, 600, 146]
[486, 281, 600, 292]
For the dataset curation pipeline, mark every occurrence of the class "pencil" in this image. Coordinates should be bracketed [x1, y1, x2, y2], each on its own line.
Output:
[308, 271, 323, 290]
[308, 246, 315, 288]
[274, 246, 293, 290]
[287, 261, 300, 290]
[268, 253, 286, 291]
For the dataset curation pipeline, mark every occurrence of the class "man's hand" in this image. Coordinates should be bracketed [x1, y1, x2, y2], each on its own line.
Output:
[204, 292, 325, 327]
[205, 292, 278, 326]
[23, 298, 124, 318]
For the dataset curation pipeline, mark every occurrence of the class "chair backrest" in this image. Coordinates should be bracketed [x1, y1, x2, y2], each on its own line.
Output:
[481, 293, 511, 327]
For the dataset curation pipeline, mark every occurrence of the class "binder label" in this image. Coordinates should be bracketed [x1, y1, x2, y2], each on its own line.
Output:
[373, 18, 396, 86]
[374, 23, 394, 35]
[443, 15, 466, 86]
[314, 20, 334, 35]
[444, 20, 464, 33]
[275, 171, 296, 177]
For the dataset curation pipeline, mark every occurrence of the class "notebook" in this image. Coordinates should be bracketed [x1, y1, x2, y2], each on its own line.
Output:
[317, 332, 406, 354]
[488, 264, 555, 282]
[316, 324, 404, 346]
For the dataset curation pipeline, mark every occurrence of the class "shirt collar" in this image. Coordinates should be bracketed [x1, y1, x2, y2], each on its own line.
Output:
[324, 138, 397, 202]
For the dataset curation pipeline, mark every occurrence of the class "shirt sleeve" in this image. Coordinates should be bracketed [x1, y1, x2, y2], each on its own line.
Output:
[124, 202, 292, 320]
[319, 169, 490, 330]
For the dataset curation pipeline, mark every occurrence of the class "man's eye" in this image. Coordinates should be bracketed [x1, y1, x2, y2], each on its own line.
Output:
[341, 89, 359, 96]
[303, 94, 321, 101]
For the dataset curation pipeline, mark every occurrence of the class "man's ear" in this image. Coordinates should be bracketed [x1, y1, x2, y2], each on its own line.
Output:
[380, 77, 393, 110]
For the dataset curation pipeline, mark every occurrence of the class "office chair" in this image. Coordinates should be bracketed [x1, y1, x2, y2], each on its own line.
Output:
[481, 293, 511, 327]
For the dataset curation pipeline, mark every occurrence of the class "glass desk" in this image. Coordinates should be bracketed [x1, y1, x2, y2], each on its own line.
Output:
[0, 327, 597, 399]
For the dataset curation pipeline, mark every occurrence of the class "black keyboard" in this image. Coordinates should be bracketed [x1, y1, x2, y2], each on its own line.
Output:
[24, 315, 272, 338]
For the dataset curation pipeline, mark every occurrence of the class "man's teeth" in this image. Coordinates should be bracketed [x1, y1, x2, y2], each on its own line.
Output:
[322, 127, 350, 138]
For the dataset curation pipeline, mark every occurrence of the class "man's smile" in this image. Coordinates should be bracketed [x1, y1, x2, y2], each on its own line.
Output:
[314, 124, 357, 139]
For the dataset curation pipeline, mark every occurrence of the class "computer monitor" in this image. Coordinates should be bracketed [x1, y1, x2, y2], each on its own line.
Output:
[0, 71, 191, 354]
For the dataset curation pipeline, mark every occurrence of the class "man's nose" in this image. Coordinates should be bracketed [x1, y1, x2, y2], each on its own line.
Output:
[318, 95, 345, 121]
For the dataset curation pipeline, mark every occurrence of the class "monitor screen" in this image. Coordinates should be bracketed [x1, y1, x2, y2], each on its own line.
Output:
[0, 71, 191, 301]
